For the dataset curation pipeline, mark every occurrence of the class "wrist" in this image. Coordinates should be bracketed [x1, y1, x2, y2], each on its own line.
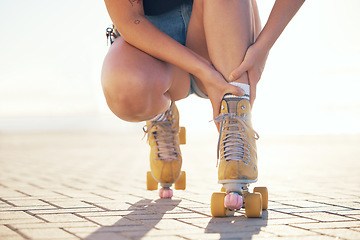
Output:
[191, 58, 215, 82]
[255, 27, 276, 54]
[253, 35, 272, 56]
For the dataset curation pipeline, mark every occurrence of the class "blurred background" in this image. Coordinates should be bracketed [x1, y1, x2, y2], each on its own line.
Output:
[0, 0, 359, 136]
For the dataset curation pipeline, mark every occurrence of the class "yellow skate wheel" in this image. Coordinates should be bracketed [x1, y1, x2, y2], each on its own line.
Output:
[179, 127, 186, 145]
[175, 171, 186, 190]
[146, 171, 158, 190]
[244, 193, 262, 218]
[254, 187, 268, 210]
[211, 192, 226, 217]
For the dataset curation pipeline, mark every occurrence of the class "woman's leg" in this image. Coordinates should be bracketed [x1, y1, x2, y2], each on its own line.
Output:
[101, 38, 191, 122]
[187, 0, 261, 90]
[187, 0, 265, 215]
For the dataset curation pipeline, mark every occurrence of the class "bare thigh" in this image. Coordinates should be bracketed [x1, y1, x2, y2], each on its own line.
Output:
[101, 38, 191, 122]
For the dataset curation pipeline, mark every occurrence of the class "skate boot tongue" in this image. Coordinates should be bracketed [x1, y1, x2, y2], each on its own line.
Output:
[156, 127, 178, 161]
[146, 121, 179, 162]
[215, 95, 259, 165]
[222, 94, 250, 120]
[144, 103, 182, 162]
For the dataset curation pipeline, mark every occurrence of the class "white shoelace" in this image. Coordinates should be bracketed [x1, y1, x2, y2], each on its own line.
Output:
[214, 113, 259, 167]
[144, 120, 181, 162]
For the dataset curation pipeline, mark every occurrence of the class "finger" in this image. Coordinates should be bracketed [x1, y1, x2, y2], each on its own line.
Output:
[229, 63, 248, 81]
[227, 84, 245, 97]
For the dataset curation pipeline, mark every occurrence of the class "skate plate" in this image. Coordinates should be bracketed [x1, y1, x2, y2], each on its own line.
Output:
[211, 185, 268, 218]
[146, 171, 186, 198]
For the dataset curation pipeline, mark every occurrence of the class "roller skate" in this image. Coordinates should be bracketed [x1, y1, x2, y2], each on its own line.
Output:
[144, 103, 186, 199]
[210, 94, 268, 218]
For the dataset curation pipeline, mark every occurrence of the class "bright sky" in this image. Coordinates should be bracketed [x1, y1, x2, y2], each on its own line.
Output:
[0, 0, 359, 135]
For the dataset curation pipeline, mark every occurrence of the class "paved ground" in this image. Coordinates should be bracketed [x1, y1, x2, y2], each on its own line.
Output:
[0, 130, 360, 240]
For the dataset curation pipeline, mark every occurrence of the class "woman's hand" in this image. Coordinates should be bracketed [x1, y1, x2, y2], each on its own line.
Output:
[228, 42, 269, 106]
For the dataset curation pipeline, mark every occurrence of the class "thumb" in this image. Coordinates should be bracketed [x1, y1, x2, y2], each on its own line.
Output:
[229, 62, 248, 81]
[226, 83, 245, 97]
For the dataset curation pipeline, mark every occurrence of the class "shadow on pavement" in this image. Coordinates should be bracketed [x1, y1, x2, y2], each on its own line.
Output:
[84, 198, 181, 240]
[205, 210, 268, 239]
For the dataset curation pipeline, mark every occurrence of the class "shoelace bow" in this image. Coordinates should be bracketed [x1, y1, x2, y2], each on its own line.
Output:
[143, 119, 181, 162]
[214, 113, 259, 167]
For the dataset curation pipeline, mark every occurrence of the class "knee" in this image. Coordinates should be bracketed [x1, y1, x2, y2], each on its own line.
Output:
[101, 67, 153, 122]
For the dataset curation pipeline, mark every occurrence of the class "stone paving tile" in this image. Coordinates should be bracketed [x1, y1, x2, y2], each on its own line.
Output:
[291, 212, 357, 222]
[0, 189, 28, 198]
[290, 220, 360, 229]
[187, 231, 276, 240]
[0, 218, 45, 225]
[125, 227, 206, 239]
[274, 206, 354, 214]
[263, 225, 318, 237]
[312, 228, 360, 240]
[37, 200, 95, 209]
[84, 215, 141, 226]
[82, 201, 137, 211]
[0, 225, 24, 238]
[36, 213, 88, 223]
[254, 237, 339, 240]
[140, 218, 201, 230]
[0, 211, 37, 220]
[6, 198, 53, 207]
[77, 210, 148, 217]
[27, 207, 104, 215]
[349, 214, 360, 220]
[17, 228, 80, 239]
[162, 212, 209, 219]
[327, 210, 360, 215]
[261, 217, 318, 225]
[9, 221, 98, 229]
[74, 231, 131, 240]
[140, 234, 189, 240]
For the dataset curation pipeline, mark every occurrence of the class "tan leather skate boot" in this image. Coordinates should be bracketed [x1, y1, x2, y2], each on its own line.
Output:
[210, 95, 268, 218]
[144, 103, 186, 198]
[217, 96, 258, 184]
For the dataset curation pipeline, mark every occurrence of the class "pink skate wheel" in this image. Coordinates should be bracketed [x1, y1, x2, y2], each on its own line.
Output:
[224, 193, 243, 210]
[159, 188, 173, 198]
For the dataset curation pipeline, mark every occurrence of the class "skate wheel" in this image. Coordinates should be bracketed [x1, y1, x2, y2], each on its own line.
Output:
[175, 171, 186, 190]
[254, 187, 268, 210]
[211, 192, 226, 217]
[159, 188, 173, 198]
[220, 186, 226, 192]
[179, 127, 186, 145]
[224, 193, 243, 210]
[146, 171, 158, 190]
[244, 193, 262, 218]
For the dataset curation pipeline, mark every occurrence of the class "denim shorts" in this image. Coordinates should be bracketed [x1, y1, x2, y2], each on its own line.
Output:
[145, 0, 208, 99]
